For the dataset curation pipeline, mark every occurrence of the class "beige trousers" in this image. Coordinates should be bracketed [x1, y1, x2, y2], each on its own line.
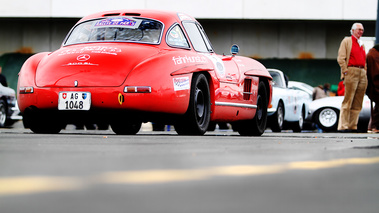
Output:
[338, 67, 367, 130]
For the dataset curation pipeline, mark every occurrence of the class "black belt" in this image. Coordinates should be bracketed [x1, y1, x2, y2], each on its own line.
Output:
[348, 65, 364, 68]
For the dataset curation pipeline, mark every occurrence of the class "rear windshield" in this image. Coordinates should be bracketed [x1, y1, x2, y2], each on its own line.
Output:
[64, 17, 163, 46]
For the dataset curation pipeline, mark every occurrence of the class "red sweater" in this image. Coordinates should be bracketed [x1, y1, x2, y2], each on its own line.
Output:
[348, 36, 366, 67]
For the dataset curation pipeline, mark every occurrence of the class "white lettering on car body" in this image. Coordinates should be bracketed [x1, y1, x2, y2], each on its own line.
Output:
[172, 55, 207, 65]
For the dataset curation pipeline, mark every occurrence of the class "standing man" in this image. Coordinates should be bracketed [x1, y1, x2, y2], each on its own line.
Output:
[337, 23, 367, 133]
[366, 44, 379, 133]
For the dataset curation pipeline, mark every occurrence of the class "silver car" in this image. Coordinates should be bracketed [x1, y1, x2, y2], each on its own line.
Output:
[268, 69, 312, 132]
[288, 81, 313, 100]
[0, 83, 21, 127]
[306, 95, 371, 132]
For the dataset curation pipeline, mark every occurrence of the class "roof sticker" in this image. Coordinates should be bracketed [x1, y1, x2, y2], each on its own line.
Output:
[94, 17, 142, 29]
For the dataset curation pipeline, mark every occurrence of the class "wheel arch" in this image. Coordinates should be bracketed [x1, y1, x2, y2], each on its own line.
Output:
[194, 71, 215, 108]
[301, 104, 306, 116]
[259, 77, 271, 107]
[278, 99, 285, 116]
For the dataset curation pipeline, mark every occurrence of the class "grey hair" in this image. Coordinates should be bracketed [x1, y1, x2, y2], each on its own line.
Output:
[350, 23, 363, 35]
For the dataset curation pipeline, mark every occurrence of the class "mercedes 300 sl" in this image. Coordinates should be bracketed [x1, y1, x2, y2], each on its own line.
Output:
[17, 10, 272, 136]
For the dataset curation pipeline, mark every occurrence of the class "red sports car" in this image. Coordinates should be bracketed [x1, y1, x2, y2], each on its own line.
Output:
[17, 10, 272, 136]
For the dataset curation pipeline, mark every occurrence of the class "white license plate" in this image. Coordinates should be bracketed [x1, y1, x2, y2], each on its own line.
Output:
[58, 92, 91, 110]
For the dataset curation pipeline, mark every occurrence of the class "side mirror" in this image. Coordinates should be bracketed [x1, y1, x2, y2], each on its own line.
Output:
[230, 44, 239, 56]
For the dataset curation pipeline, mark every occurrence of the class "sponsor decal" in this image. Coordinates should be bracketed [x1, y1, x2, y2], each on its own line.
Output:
[201, 54, 225, 77]
[94, 18, 141, 29]
[173, 77, 190, 91]
[58, 46, 122, 56]
[172, 55, 207, 65]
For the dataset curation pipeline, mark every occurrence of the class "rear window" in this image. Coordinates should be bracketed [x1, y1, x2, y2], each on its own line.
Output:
[64, 17, 163, 46]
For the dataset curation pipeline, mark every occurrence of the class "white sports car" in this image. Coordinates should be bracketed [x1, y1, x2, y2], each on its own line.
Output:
[306, 95, 371, 132]
[268, 69, 312, 132]
[0, 83, 21, 127]
[288, 81, 313, 100]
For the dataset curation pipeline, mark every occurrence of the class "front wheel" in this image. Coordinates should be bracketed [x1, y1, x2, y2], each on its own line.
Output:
[270, 101, 284, 132]
[175, 73, 210, 135]
[0, 100, 7, 127]
[315, 107, 339, 131]
[237, 81, 268, 136]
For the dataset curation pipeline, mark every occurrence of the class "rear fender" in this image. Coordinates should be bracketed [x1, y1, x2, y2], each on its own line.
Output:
[18, 52, 50, 89]
[17, 52, 50, 112]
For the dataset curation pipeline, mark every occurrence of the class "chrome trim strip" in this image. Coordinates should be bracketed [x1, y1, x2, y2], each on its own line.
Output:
[215, 102, 257, 109]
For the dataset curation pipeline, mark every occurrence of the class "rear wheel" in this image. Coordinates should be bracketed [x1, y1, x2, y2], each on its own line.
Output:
[175, 73, 210, 135]
[315, 107, 339, 131]
[23, 107, 63, 134]
[237, 81, 268, 136]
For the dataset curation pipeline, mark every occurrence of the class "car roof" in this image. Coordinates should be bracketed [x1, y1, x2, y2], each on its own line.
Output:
[77, 9, 195, 25]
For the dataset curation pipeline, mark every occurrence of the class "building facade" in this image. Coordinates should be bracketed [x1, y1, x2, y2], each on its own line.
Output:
[0, 0, 377, 90]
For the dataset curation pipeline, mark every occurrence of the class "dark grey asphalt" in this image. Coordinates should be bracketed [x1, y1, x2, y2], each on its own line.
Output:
[0, 121, 378, 213]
